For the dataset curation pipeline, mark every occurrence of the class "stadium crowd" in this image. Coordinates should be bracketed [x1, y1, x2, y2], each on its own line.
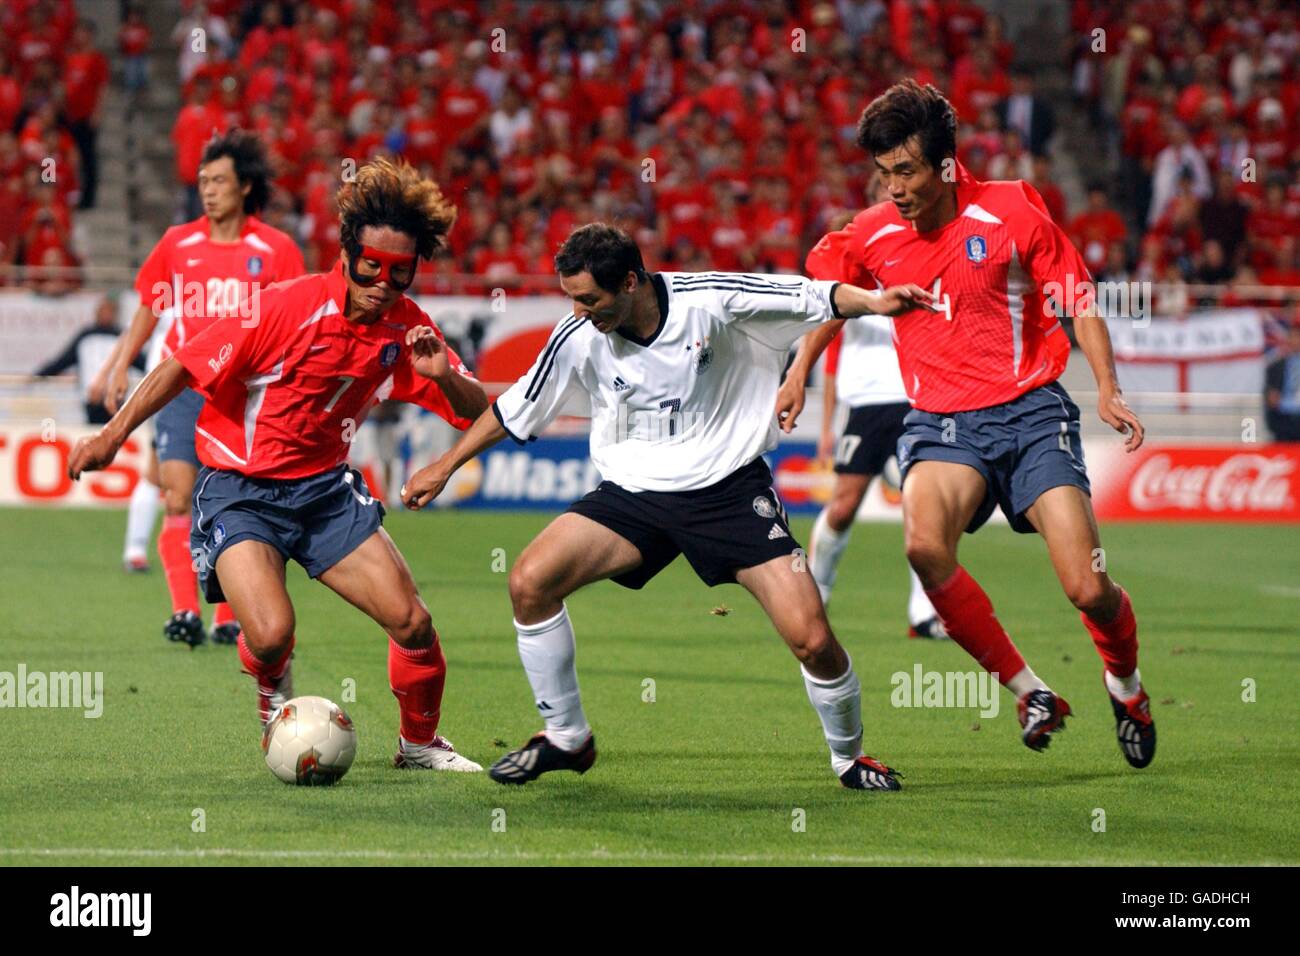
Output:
[0, 0, 1295, 306]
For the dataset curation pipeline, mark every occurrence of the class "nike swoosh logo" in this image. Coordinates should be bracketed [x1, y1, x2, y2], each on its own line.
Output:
[186, 259, 202, 267]
[884, 258, 902, 267]
[309, 344, 329, 352]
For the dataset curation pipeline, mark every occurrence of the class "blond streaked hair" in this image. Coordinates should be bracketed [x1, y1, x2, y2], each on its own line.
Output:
[337, 156, 457, 260]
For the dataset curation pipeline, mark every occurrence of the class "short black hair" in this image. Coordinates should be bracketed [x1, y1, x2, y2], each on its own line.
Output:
[554, 223, 647, 293]
[200, 128, 272, 214]
[855, 79, 958, 171]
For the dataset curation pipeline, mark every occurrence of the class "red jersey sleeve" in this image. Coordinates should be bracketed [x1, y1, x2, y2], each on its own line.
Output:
[805, 214, 877, 286]
[173, 294, 282, 397]
[273, 234, 307, 281]
[384, 335, 477, 430]
[1012, 182, 1094, 318]
[134, 230, 174, 308]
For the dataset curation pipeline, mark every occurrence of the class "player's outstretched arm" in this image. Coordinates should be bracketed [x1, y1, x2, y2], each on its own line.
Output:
[776, 320, 844, 434]
[405, 325, 489, 420]
[104, 303, 161, 413]
[832, 282, 938, 318]
[1074, 308, 1145, 452]
[68, 357, 193, 479]
[401, 406, 508, 510]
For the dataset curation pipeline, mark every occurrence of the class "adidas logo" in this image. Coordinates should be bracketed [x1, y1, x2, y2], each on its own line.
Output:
[537, 700, 554, 711]
[613, 376, 630, 392]
[768, 523, 788, 540]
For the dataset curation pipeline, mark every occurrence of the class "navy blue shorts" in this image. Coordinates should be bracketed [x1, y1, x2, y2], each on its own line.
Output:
[154, 387, 204, 465]
[896, 381, 1090, 534]
[191, 464, 385, 603]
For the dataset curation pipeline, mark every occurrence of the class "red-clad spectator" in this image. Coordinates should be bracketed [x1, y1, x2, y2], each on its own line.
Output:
[0, 51, 24, 134]
[750, 176, 804, 273]
[172, 77, 226, 218]
[580, 58, 630, 119]
[237, 1, 293, 73]
[705, 182, 753, 272]
[950, 46, 1010, 119]
[119, 3, 152, 96]
[1071, 184, 1128, 272]
[1028, 155, 1068, 225]
[1148, 193, 1205, 271]
[438, 59, 491, 148]
[656, 171, 711, 251]
[472, 222, 529, 289]
[1247, 181, 1300, 271]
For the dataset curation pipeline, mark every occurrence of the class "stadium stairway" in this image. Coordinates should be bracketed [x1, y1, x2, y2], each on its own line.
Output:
[73, 0, 180, 282]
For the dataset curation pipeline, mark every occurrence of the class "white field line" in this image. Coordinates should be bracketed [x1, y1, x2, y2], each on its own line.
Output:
[0, 847, 1288, 866]
[1259, 585, 1300, 598]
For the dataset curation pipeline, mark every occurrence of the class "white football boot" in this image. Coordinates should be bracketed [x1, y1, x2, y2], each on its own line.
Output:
[393, 735, 483, 772]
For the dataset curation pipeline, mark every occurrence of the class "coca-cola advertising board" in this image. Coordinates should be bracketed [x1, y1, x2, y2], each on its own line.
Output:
[1089, 444, 1300, 522]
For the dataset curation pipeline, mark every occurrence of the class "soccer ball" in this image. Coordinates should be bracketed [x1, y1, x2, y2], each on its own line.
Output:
[262, 696, 357, 786]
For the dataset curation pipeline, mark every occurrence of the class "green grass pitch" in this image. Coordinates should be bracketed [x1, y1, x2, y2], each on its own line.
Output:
[1, 507, 1296, 866]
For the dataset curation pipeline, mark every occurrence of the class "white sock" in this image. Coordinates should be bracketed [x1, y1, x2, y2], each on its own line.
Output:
[514, 604, 591, 752]
[1104, 667, 1142, 700]
[124, 478, 160, 560]
[1006, 666, 1050, 698]
[907, 566, 938, 626]
[809, 509, 851, 607]
[801, 657, 864, 776]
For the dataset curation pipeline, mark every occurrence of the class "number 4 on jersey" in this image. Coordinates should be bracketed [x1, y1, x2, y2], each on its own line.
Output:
[931, 279, 953, 322]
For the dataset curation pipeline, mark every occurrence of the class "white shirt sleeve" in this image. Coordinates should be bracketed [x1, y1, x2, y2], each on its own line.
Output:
[492, 314, 586, 442]
[712, 273, 841, 350]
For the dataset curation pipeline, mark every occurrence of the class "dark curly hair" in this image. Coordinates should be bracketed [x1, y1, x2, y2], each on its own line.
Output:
[199, 128, 273, 215]
[855, 79, 958, 171]
[554, 223, 647, 293]
[337, 157, 457, 261]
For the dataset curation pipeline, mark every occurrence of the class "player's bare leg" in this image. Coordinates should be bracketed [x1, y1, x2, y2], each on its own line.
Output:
[1025, 486, 1154, 767]
[811, 470, 943, 637]
[318, 528, 480, 771]
[212, 539, 296, 727]
[489, 513, 643, 785]
[735, 554, 900, 790]
[903, 460, 1071, 751]
[158, 459, 205, 645]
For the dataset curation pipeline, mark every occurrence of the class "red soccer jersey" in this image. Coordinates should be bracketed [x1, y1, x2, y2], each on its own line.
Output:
[806, 163, 1088, 413]
[173, 261, 476, 479]
[135, 216, 306, 357]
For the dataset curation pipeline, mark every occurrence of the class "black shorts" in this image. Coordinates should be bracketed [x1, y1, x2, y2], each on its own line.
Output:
[834, 401, 911, 476]
[567, 457, 801, 589]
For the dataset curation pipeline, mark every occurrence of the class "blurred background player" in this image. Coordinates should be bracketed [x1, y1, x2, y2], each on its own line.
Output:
[780, 81, 1156, 770]
[32, 294, 141, 425]
[803, 205, 945, 639]
[70, 157, 488, 772]
[96, 129, 305, 647]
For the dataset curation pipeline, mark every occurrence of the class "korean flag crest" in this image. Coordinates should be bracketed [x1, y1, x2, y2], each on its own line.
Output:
[247, 255, 264, 276]
[380, 342, 400, 368]
[965, 236, 987, 264]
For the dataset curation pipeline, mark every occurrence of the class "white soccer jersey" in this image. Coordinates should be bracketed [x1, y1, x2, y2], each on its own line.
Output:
[835, 315, 908, 407]
[494, 271, 843, 492]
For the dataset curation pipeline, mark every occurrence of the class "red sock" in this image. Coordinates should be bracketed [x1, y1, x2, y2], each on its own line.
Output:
[158, 514, 199, 615]
[925, 566, 1027, 686]
[212, 602, 236, 627]
[237, 632, 293, 688]
[388, 636, 446, 745]
[1082, 586, 1138, 678]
